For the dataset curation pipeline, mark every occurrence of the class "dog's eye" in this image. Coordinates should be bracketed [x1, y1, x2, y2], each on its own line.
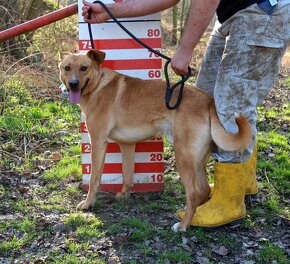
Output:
[80, 66, 88, 72]
[64, 66, 71, 71]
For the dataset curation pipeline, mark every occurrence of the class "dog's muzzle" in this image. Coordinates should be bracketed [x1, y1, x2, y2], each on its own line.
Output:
[69, 78, 80, 91]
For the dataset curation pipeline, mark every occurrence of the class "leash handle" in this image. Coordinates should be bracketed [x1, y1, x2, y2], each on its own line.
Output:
[164, 61, 191, 110]
[87, 1, 192, 110]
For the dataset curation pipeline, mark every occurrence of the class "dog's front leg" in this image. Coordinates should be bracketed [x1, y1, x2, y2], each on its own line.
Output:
[77, 139, 107, 210]
[115, 143, 135, 199]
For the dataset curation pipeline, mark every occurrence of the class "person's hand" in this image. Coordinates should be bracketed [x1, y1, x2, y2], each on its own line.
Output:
[82, 0, 110, 23]
[171, 45, 193, 76]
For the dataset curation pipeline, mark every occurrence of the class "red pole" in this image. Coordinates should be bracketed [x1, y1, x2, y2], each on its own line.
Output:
[0, 3, 78, 43]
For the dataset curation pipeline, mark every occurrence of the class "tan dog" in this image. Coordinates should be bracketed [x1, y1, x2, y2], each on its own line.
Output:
[59, 49, 252, 232]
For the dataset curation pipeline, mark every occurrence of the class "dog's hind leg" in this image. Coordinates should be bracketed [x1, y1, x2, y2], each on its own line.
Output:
[116, 143, 135, 199]
[77, 137, 108, 210]
[171, 138, 211, 232]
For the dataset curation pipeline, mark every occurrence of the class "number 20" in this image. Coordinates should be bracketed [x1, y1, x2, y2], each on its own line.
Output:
[150, 153, 162, 161]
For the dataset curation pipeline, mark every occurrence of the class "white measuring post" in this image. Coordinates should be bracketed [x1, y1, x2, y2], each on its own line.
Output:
[78, 0, 164, 192]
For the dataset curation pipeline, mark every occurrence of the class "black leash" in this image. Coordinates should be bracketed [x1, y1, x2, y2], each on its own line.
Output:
[87, 0, 192, 110]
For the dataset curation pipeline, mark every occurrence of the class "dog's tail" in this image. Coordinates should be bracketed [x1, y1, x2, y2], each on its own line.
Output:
[209, 104, 252, 151]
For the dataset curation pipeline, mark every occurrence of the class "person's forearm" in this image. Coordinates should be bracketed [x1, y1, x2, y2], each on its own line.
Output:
[179, 0, 220, 51]
[170, 0, 220, 75]
[109, 0, 180, 18]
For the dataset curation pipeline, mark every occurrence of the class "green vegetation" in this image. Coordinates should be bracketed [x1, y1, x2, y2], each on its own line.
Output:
[43, 154, 82, 181]
[256, 111, 289, 218]
[0, 218, 37, 254]
[284, 76, 290, 87]
[121, 217, 156, 241]
[159, 250, 191, 263]
[259, 242, 289, 264]
[0, 236, 28, 254]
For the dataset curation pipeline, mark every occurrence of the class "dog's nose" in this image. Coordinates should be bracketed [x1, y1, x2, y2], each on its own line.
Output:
[69, 79, 79, 90]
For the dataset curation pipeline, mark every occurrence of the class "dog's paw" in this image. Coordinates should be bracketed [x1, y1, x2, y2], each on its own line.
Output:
[76, 200, 93, 210]
[115, 191, 130, 200]
[171, 222, 187, 233]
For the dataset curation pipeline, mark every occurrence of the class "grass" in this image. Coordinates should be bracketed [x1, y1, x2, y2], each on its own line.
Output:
[187, 227, 210, 243]
[256, 105, 290, 219]
[285, 76, 290, 87]
[64, 213, 103, 229]
[212, 234, 240, 252]
[75, 226, 104, 242]
[121, 217, 156, 241]
[1, 99, 78, 139]
[259, 242, 289, 264]
[63, 213, 104, 243]
[139, 201, 164, 212]
[50, 252, 105, 264]
[11, 217, 36, 233]
[134, 243, 154, 256]
[0, 236, 27, 254]
[43, 155, 82, 181]
[66, 184, 81, 194]
[159, 250, 191, 263]
[0, 218, 37, 254]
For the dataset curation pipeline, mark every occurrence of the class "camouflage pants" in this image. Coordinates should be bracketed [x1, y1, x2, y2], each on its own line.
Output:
[196, 0, 290, 163]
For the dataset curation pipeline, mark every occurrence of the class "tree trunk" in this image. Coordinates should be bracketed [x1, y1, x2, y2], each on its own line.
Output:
[179, 0, 186, 37]
[21, 0, 34, 19]
[171, 5, 178, 46]
[26, 0, 43, 20]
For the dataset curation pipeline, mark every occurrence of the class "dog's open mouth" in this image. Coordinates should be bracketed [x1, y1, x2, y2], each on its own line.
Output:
[69, 90, 81, 104]
[68, 78, 89, 104]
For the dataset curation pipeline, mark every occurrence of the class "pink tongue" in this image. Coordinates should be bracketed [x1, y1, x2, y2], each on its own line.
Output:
[69, 90, 81, 104]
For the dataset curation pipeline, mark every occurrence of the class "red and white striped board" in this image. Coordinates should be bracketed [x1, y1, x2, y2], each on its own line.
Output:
[78, 0, 164, 192]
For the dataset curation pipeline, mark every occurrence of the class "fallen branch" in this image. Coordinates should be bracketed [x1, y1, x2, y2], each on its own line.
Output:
[0, 148, 23, 160]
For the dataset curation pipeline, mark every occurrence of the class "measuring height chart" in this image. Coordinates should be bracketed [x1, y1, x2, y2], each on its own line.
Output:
[78, 0, 164, 192]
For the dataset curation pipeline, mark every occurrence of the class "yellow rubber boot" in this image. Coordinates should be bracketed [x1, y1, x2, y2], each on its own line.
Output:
[176, 157, 255, 227]
[209, 145, 259, 196]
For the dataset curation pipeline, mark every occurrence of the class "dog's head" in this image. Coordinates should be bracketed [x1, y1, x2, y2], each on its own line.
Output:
[58, 49, 106, 103]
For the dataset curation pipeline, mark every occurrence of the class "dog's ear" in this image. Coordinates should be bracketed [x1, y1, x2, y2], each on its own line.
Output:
[59, 52, 71, 62]
[87, 49, 106, 64]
